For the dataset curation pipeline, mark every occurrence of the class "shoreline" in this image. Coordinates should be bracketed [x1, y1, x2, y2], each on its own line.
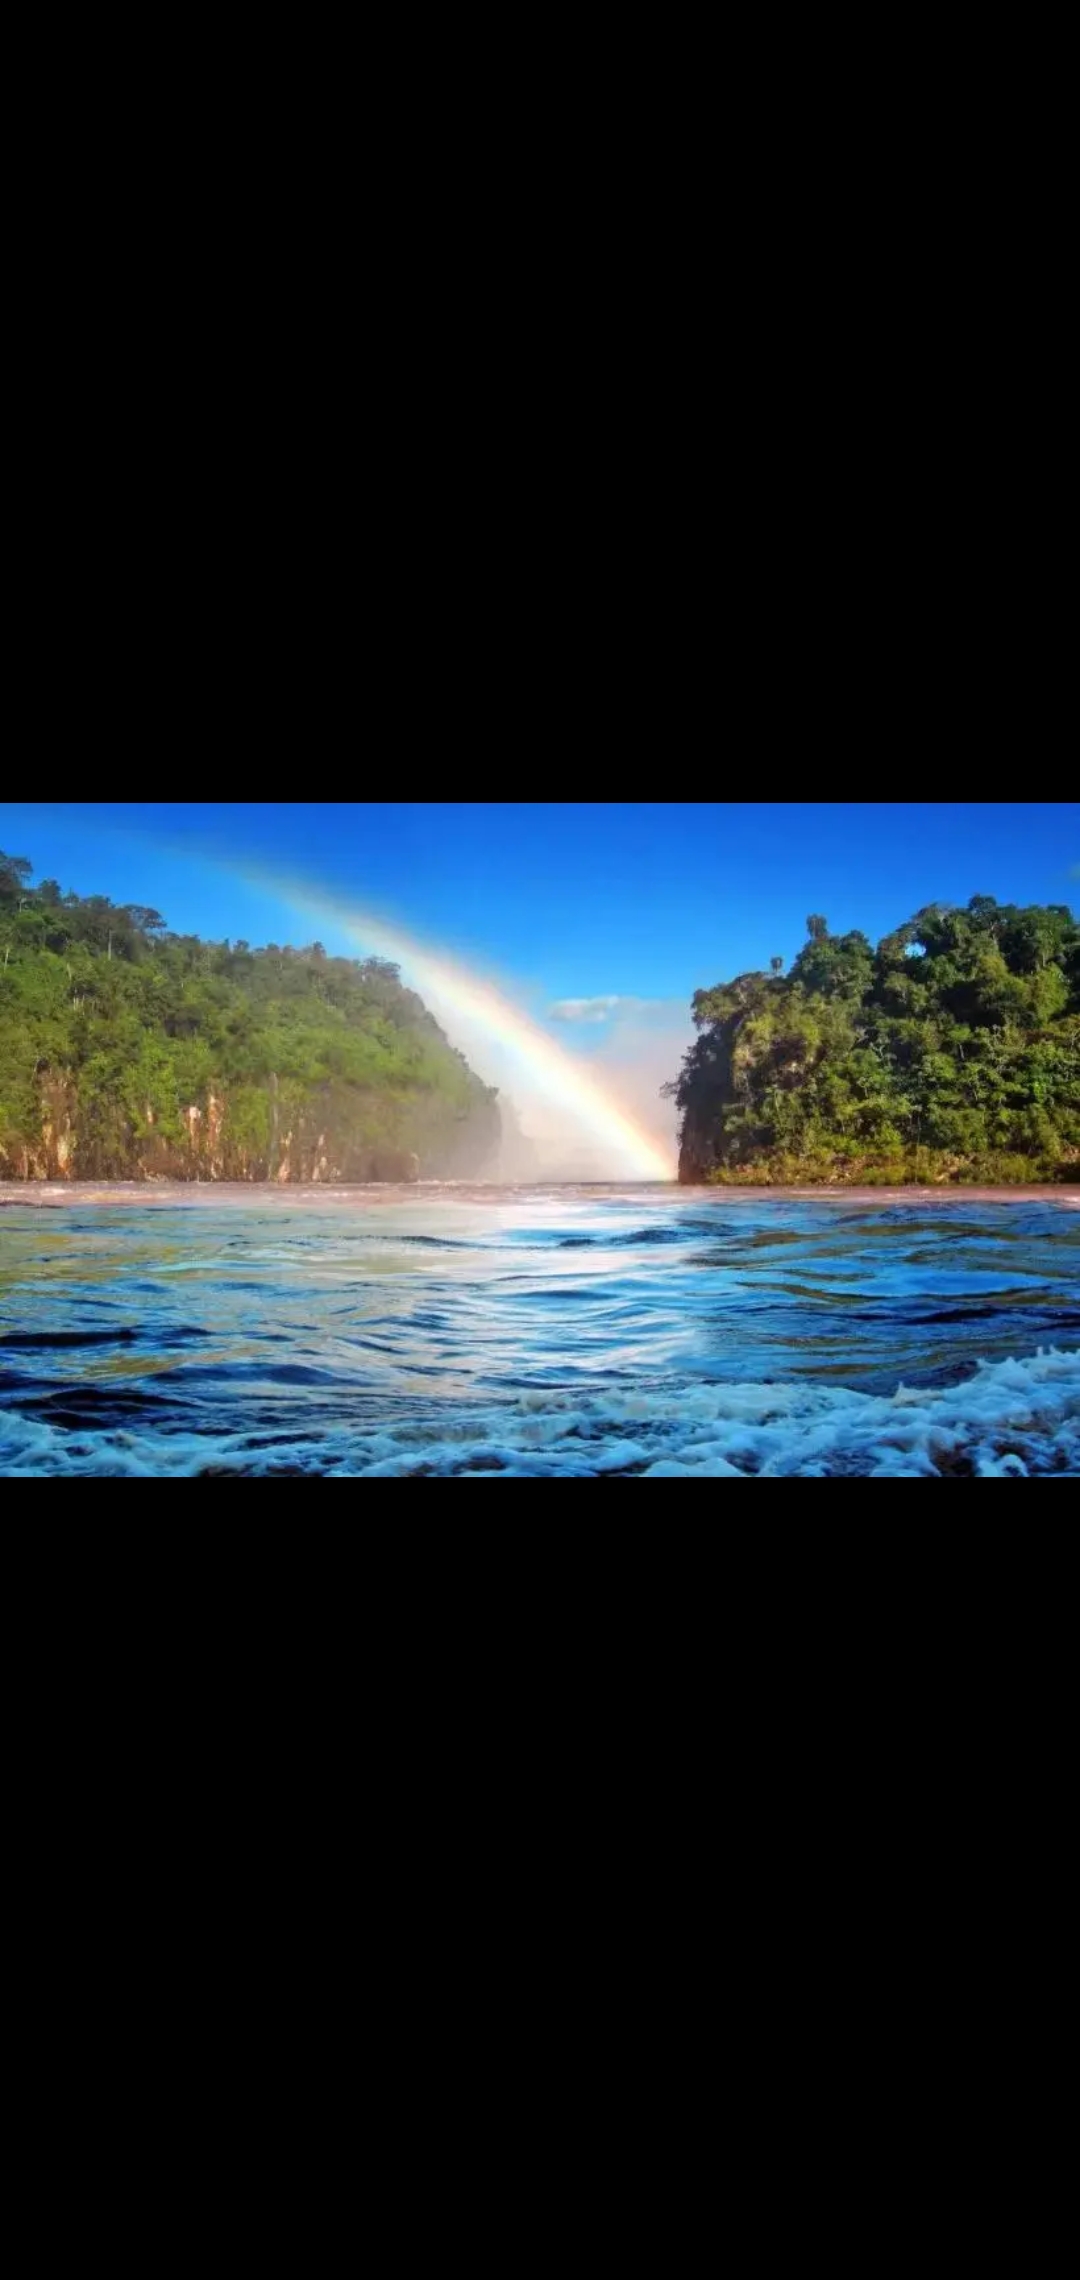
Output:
[1, 1180, 1078, 1210]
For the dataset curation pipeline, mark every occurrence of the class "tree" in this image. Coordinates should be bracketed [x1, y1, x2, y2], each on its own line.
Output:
[806, 914, 828, 943]
[0, 852, 33, 902]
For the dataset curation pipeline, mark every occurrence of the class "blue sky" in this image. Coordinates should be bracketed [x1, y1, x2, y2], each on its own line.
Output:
[1, 803, 1076, 1028]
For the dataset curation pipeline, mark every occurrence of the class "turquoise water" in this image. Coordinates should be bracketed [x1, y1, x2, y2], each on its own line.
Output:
[1, 1185, 1078, 1476]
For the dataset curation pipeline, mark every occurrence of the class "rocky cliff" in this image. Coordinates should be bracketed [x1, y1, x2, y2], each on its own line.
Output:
[2, 1076, 451, 1183]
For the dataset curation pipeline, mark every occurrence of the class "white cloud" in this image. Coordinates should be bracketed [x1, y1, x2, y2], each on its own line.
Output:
[548, 995, 624, 1024]
[547, 993, 680, 1026]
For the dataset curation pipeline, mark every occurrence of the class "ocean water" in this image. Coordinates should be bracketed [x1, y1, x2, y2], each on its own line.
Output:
[1, 1184, 1079, 1477]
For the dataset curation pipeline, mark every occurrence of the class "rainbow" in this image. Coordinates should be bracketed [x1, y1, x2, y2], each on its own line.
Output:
[228, 863, 675, 1182]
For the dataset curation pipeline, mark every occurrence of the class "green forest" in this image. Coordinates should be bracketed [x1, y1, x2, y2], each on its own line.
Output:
[0, 851, 499, 1180]
[673, 898, 1080, 1184]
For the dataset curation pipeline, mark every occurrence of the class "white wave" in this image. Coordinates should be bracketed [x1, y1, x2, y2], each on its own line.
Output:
[2, 1347, 1077, 1477]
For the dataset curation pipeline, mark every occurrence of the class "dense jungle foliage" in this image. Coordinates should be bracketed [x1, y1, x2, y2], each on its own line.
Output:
[0, 851, 499, 1179]
[673, 897, 1080, 1184]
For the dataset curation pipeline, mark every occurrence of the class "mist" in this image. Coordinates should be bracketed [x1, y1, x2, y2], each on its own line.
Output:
[483, 1003, 690, 1182]
[392, 974, 687, 1180]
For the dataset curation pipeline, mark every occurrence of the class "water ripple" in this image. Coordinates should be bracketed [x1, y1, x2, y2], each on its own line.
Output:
[1, 1187, 1077, 1475]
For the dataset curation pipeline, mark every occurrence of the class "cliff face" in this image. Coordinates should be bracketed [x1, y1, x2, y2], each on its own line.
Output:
[0, 1074, 499, 1183]
[677, 1122, 712, 1185]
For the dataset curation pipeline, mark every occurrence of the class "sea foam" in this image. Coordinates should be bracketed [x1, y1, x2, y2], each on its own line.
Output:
[2, 1347, 1076, 1477]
